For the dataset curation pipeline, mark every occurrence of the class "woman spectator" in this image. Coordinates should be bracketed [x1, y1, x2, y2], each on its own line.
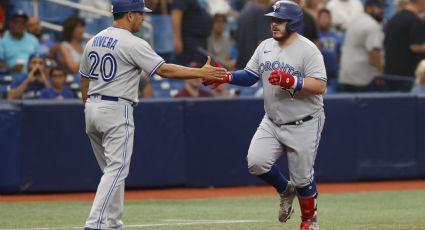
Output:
[59, 16, 85, 75]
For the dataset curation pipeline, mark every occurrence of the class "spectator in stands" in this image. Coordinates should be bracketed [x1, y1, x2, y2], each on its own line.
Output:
[212, 84, 232, 97]
[27, 16, 55, 54]
[7, 53, 50, 99]
[174, 78, 213, 97]
[384, 0, 425, 92]
[150, 0, 174, 63]
[411, 59, 425, 93]
[208, 13, 235, 70]
[0, 21, 4, 38]
[396, 0, 410, 10]
[172, 0, 212, 67]
[305, 0, 325, 19]
[59, 15, 85, 75]
[338, 0, 385, 92]
[0, 9, 42, 73]
[43, 56, 58, 77]
[0, 0, 4, 38]
[292, 0, 320, 45]
[235, 0, 273, 69]
[326, 0, 363, 31]
[39, 66, 74, 99]
[317, 9, 341, 86]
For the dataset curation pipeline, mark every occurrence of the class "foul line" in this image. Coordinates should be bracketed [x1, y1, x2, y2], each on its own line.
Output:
[0, 219, 268, 230]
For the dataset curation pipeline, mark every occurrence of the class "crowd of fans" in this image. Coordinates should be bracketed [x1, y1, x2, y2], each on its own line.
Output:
[0, 0, 425, 100]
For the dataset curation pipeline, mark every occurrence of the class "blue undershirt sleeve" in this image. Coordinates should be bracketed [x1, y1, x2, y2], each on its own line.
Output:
[230, 70, 259, 87]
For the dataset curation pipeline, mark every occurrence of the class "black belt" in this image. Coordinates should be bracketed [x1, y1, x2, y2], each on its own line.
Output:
[284, 115, 313, 125]
[89, 94, 135, 106]
[280, 115, 314, 126]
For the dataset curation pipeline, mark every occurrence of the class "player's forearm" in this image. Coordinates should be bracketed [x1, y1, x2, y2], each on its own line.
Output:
[80, 76, 90, 103]
[156, 63, 201, 79]
[229, 70, 259, 86]
[300, 77, 326, 95]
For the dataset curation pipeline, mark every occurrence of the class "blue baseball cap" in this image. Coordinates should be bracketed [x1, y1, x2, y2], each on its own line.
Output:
[9, 9, 29, 21]
[111, 0, 152, 14]
[28, 53, 46, 62]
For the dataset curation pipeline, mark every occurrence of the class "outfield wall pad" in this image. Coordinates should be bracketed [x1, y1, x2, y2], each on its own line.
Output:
[0, 94, 424, 193]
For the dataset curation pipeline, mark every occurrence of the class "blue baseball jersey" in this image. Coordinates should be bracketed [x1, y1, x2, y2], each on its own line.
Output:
[39, 87, 75, 99]
[9, 74, 46, 99]
[318, 30, 341, 73]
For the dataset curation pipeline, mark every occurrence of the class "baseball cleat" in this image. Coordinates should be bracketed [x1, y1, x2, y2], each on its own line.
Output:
[278, 181, 296, 222]
[300, 216, 319, 230]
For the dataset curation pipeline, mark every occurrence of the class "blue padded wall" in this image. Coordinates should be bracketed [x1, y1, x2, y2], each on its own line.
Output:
[314, 95, 358, 182]
[355, 94, 419, 180]
[1, 94, 425, 193]
[19, 101, 98, 192]
[183, 98, 264, 187]
[0, 102, 23, 192]
[127, 100, 187, 188]
[417, 96, 425, 177]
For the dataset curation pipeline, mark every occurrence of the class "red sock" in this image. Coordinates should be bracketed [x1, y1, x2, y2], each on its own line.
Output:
[298, 193, 318, 220]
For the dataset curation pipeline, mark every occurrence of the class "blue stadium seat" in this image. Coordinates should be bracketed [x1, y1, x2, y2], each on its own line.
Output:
[9, 0, 78, 24]
[84, 16, 112, 35]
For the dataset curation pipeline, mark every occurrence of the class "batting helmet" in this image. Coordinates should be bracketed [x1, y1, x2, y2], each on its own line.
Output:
[111, 0, 152, 14]
[265, 0, 303, 34]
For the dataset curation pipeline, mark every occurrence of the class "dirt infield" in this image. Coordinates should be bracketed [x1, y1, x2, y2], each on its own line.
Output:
[1, 180, 424, 203]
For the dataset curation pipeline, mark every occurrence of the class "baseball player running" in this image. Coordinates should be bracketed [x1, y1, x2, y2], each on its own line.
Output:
[204, 1, 326, 229]
[79, 0, 226, 229]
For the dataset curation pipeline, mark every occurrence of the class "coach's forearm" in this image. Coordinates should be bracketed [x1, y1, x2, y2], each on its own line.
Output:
[155, 63, 200, 79]
[80, 76, 90, 103]
[300, 77, 326, 95]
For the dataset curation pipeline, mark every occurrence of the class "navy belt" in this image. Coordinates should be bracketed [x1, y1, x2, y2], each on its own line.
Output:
[89, 94, 135, 106]
[282, 115, 314, 126]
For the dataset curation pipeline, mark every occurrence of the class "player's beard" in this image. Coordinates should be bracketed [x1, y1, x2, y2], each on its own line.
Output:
[272, 29, 290, 42]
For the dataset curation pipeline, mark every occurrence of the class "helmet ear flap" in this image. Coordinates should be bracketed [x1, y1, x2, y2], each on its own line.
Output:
[286, 19, 303, 34]
[286, 21, 294, 34]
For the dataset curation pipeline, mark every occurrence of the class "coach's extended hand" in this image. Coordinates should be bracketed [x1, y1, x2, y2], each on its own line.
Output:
[200, 56, 228, 81]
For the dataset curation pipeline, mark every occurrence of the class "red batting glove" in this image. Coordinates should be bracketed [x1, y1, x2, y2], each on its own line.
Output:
[203, 72, 232, 89]
[268, 70, 296, 89]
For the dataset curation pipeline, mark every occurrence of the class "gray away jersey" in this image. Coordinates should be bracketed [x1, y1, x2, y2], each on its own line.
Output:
[79, 27, 165, 103]
[245, 36, 327, 124]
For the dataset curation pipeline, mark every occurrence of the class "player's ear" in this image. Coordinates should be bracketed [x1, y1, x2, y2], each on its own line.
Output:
[126, 11, 133, 22]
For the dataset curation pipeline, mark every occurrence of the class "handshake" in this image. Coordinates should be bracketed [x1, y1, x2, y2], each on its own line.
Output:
[202, 68, 303, 91]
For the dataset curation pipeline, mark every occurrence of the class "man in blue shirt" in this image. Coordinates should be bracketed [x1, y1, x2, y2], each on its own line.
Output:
[39, 66, 75, 99]
[8, 53, 50, 99]
[317, 9, 341, 85]
[0, 9, 42, 73]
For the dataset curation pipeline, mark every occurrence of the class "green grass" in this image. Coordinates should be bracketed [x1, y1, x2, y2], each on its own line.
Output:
[1, 190, 425, 229]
